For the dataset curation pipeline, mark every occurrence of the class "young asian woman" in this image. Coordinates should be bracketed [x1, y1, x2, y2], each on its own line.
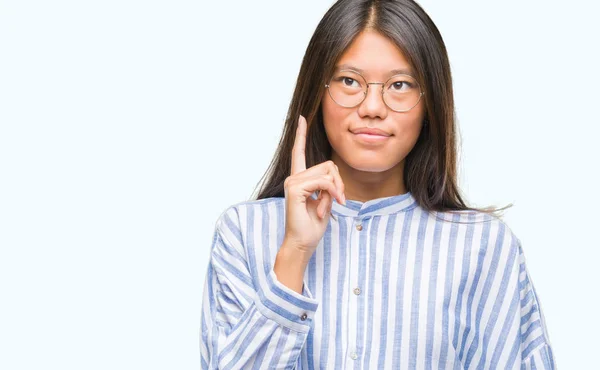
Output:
[200, 1, 556, 369]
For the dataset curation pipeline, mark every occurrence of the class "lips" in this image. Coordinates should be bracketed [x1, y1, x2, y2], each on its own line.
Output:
[351, 127, 392, 145]
[351, 127, 391, 136]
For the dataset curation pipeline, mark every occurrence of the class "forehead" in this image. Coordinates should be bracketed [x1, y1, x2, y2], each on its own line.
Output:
[335, 30, 414, 78]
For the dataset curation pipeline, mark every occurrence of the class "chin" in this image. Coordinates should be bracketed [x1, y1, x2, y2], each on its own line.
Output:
[345, 157, 399, 173]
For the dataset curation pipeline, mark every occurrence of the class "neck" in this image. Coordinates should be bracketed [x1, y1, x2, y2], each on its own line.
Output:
[331, 152, 407, 203]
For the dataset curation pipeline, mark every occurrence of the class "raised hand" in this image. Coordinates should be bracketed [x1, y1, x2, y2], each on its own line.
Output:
[282, 115, 346, 259]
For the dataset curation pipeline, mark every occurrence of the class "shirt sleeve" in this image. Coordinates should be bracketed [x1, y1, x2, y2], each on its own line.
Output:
[474, 226, 557, 369]
[516, 240, 557, 369]
[199, 207, 320, 370]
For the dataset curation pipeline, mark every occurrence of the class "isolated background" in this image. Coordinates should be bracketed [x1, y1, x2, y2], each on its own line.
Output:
[1, 0, 598, 368]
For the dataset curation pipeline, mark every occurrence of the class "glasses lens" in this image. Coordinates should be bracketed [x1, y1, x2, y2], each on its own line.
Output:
[383, 74, 422, 112]
[327, 70, 366, 107]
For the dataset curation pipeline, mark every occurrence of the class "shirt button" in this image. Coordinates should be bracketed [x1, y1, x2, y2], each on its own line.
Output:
[350, 352, 358, 360]
[356, 224, 363, 231]
[353, 287, 361, 295]
[300, 313, 307, 321]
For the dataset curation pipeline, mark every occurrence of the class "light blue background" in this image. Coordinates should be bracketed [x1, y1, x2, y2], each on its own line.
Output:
[1, 1, 598, 368]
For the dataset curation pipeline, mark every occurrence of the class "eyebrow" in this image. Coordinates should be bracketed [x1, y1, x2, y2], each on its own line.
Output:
[334, 64, 414, 77]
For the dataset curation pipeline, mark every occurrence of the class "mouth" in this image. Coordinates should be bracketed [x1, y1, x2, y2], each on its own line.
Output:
[350, 128, 392, 144]
[353, 133, 391, 143]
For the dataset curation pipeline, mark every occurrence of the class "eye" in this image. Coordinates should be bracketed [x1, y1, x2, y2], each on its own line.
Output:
[390, 81, 412, 91]
[330, 70, 364, 90]
[342, 77, 359, 87]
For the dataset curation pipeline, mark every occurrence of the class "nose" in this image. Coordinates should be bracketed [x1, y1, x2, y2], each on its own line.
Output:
[357, 83, 388, 119]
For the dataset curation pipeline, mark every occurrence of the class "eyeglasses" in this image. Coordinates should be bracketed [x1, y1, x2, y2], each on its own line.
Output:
[325, 69, 425, 112]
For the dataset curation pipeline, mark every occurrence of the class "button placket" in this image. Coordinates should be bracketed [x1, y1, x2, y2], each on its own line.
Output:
[353, 217, 365, 297]
[346, 216, 363, 366]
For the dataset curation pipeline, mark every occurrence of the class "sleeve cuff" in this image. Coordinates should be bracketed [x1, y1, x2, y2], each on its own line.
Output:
[252, 268, 320, 333]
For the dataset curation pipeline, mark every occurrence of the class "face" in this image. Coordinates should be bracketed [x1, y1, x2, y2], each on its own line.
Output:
[321, 30, 426, 173]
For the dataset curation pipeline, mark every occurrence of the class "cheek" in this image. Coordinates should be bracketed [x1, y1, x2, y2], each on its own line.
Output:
[321, 98, 349, 143]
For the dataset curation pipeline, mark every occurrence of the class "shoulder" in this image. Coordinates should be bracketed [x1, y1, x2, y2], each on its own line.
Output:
[432, 209, 522, 258]
[431, 208, 513, 234]
[208, 197, 285, 260]
[213, 197, 286, 232]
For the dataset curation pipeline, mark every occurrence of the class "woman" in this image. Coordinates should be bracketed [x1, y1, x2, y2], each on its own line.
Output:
[200, 0, 555, 369]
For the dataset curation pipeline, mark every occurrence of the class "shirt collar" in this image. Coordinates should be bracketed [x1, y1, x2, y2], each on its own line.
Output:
[330, 191, 418, 217]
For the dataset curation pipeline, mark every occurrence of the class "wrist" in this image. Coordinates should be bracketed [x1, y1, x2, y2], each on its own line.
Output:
[274, 241, 311, 294]
[279, 238, 313, 266]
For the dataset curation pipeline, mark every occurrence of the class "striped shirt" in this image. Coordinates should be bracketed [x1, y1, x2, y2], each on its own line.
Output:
[200, 192, 556, 369]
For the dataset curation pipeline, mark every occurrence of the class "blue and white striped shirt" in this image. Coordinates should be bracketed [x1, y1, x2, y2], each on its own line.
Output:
[200, 192, 556, 369]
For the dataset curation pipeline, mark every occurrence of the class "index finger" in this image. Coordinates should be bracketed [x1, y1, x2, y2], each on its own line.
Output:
[291, 115, 307, 175]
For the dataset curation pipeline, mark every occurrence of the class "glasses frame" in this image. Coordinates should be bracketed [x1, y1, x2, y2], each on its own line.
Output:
[324, 69, 425, 113]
